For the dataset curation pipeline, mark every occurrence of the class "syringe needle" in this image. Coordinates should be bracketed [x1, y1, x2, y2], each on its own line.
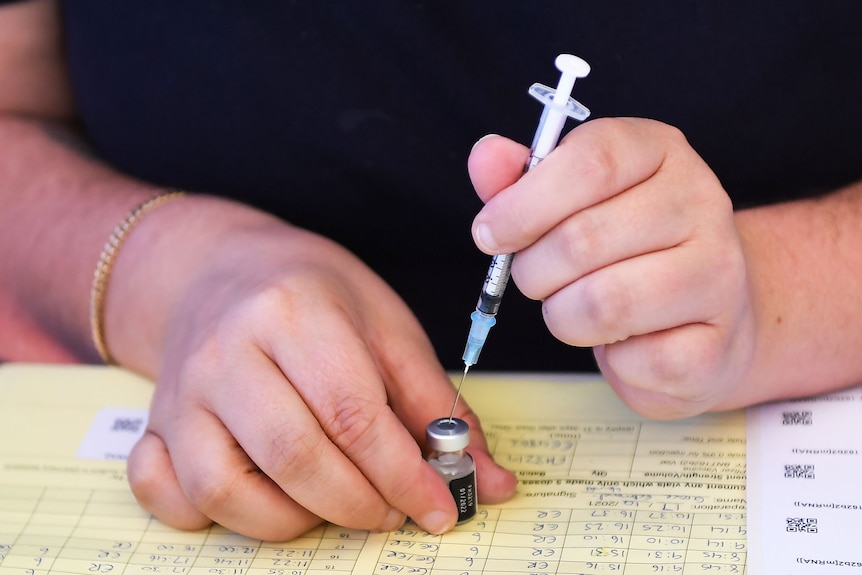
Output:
[448, 364, 470, 422]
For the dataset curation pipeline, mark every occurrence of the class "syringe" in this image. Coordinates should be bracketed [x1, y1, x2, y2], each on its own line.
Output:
[450, 54, 592, 419]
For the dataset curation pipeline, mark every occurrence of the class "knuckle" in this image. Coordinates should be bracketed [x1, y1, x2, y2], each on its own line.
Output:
[322, 394, 382, 457]
[496, 193, 536, 241]
[234, 271, 346, 334]
[382, 459, 425, 503]
[604, 341, 722, 420]
[509, 257, 543, 300]
[569, 135, 618, 193]
[542, 274, 628, 347]
[541, 299, 570, 344]
[641, 334, 724, 403]
[655, 120, 688, 145]
[643, 344, 696, 392]
[183, 469, 240, 516]
[265, 423, 324, 484]
[713, 238, 746, 285]
[126, 441, 162, 503]
[578, 274, 634, 343]
[174, 273, 346, 381]
[127, 471, 162, 508]
[238, 278, 310, 326]
[560, 212, 604, 267]
[698, 238, 748, 319]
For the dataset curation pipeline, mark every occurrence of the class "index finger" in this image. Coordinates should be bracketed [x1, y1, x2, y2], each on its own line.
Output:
[471, 117, 676, 255]
[266, 303, 468, 535]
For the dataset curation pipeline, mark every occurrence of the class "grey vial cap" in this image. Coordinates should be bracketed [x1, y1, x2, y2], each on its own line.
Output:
[426, 417, 470, 452]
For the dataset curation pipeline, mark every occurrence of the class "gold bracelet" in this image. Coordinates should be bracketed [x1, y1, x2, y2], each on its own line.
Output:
[89, 190, 188, 364]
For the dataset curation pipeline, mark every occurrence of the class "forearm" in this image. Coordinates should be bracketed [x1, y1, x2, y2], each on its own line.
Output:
[728, 180, 862, 406]
[0, 112, 304, 377]
[0, 114, 165, 360]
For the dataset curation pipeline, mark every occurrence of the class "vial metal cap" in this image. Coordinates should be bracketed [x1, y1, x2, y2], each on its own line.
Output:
[426, 417, 470, 452]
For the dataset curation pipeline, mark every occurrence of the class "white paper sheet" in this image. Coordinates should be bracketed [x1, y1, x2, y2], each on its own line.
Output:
[747, 385, 862, 573]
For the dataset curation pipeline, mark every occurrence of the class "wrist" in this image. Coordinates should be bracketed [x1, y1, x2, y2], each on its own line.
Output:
[101, 194, 289, 376]
[90, 191, 188, 364]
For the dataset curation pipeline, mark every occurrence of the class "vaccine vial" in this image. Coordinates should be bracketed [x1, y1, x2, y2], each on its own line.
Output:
[426, 417, 478, 524]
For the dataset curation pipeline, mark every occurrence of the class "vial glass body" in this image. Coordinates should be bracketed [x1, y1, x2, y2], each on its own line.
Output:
[426, 418, 478, 523]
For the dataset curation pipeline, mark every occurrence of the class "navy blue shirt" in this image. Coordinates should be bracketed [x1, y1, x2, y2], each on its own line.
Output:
[56, 1, 862, 371]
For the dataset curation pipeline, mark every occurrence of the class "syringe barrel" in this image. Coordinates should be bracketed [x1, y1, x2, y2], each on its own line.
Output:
[476, 253, 513, 315]
[532, 105, 568, 163]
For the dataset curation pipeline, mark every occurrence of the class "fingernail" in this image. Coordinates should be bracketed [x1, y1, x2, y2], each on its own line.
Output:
[417, 510, 454, 535]
[475, 223, 497, 252]
[471, 133, 498, 153]
[380, 508, 406, 532]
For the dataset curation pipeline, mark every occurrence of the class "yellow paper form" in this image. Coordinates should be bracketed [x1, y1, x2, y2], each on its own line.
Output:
[0, 364, 747, 574]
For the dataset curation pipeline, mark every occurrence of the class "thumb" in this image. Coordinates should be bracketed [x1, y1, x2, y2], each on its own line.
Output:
[468, 134, 530, 203]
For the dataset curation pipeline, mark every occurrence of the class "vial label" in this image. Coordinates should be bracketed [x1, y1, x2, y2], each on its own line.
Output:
[448, 469, 477, 524]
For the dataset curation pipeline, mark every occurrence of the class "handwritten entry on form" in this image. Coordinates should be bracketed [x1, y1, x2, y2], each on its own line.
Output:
[1, 365, 750, 574]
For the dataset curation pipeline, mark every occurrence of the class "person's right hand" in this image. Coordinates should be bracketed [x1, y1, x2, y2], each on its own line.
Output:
[120, 196, 517, 541]
[467, 120, 756, 419]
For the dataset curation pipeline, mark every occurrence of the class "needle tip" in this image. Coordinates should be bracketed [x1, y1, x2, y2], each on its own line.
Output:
[448, 365, 471, 422]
